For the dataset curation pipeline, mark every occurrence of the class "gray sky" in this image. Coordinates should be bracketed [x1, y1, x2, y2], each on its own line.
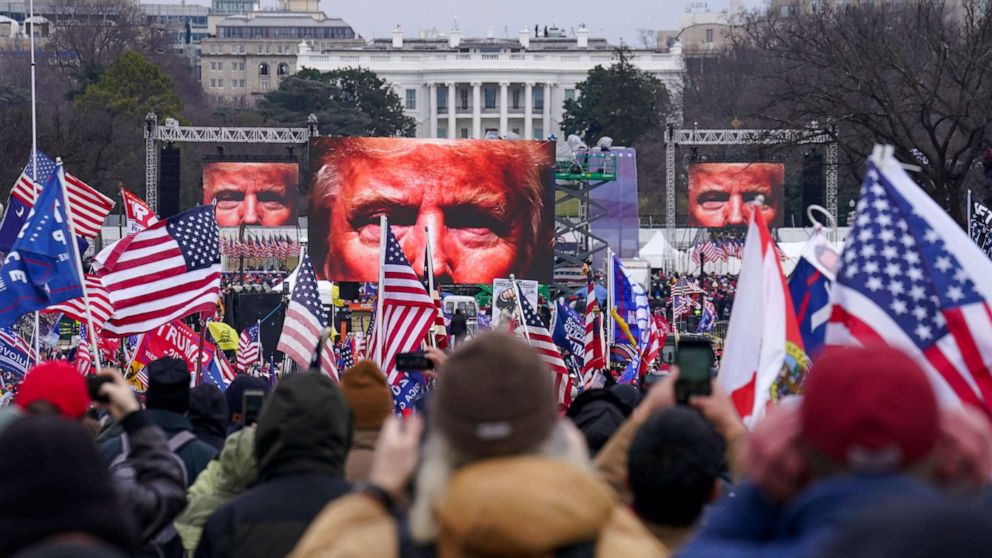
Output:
[312, 0, 767, 44]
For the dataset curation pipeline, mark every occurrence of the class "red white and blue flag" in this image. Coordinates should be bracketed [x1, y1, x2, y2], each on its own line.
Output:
[516, 282, 573, 407]
[827, 150, 992, 415]
[276, 251, 325, 369]
[581, 281, 605, 384]
[236, 323, 260, 374]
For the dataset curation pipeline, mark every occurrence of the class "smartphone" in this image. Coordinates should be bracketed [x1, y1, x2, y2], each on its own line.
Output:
[640, 372, 665, 392]
[242, 390, 266, 426]
[675, 338, 714, 405]
[395, 351, 434, 371]
[86, 375, 113, 404]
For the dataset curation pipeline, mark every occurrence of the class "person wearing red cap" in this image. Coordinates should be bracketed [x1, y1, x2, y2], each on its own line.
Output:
[15, 361, 91, 419]
[679, 344, 992, 558]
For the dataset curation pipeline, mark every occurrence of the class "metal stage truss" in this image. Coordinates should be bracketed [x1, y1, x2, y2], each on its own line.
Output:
[554, 152, 617, 286]
[143, 112, 319, 212]
[663, 125, 839, 231]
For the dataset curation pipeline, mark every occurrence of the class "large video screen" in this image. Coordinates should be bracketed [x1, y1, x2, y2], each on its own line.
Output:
[688, 162, 784, 227]
[308, 137, 556, 284]
[203, 162, 299, 227]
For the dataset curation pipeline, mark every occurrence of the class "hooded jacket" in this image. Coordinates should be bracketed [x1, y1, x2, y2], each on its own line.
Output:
[289, 457, 669, 558]
[195, 373, 353, 558]
[175, 427, 257, 554]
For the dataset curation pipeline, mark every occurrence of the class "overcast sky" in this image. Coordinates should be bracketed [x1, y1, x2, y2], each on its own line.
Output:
[305, 0, 768, 44]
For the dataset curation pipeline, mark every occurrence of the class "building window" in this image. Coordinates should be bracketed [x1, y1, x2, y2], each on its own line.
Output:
[512, 89, 520, 109]
[437, 126, 447, 139]
[217, 79, 224, 88]
[534, 127, 543, 140]
[534, 87, 544, 111]
[277, 63, 289, 76]
[437, 87, 448, 111]
[512, 127, 519, 135]
[564, 88, 575, 102]
[256, 44, 264, 54]
[260, 78, 270, 90]
[705, 28, 714, 43]
[209, 78, 216, 88]
[460, 128, 469, 139]
[217, 61, 224, 71]
[405, 89, 417, 110]
[460, 89, 469, 110]
[484, 86, 496, 109]
[259, 62, 269, 76]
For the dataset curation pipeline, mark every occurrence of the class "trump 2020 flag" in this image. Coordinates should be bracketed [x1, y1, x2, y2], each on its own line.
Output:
[788, 231, 840, 358]
[721, 208, 807, 427]
[827, 148, 992, 414]
[0, 168, 83, 327]
[611, 255, 651, 383]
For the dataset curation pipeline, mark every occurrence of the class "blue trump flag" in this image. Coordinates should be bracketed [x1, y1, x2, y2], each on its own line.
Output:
[552, 301, 584, 359]
[0, 151, 58, 252]
[0, 168, 83, 327]
[788, 232, 839, 358]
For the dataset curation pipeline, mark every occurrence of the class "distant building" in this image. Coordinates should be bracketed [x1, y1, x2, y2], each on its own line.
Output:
[199, 9, 361, 103]
[140, 3, 209, 70]
[295, 24, 684, 139]
[657, 2, 741, 55]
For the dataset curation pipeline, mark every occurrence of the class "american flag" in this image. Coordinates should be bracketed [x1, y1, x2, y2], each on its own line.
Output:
[516, 283, 573, 407]
[76, 327, 92, 376]
[673, 294, 692, 319]
[360, 314, 375, 359]
[236, 323, 260, 374]
[581, 281, 604, 384]
[339, 342, 355, 370]
[319, 336, 339, 382]
[11, 152, 114, 238]
[46, 274, 113, 331]
[827, 155, 992, 414]
[694, 241, 720, 263]
[276, 251, 325, 369]
[372, 225, 436, 386]
[95, 205, 221, 336]
[639, 315, 665, 375]
[670, 276, 705, 297]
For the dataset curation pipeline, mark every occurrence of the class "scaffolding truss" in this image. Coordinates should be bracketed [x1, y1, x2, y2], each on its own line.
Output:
[663, 125, 839, 231]
[554, 151, 618, 287]
[143, 112, 318, 212]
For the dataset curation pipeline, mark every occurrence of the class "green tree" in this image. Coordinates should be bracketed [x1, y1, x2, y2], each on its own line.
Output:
[76, 51, 184, 119]
[259, 67, 415, 137]
[561, 46, 671, 146]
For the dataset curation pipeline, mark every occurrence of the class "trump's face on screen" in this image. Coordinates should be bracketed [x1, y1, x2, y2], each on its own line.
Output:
[688, 162, 784, 227]
[203, 162, 298, 227]
[309, 138, 554, 284]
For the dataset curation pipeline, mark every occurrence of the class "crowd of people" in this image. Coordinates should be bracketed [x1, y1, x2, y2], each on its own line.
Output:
[2, 332, 992, 557]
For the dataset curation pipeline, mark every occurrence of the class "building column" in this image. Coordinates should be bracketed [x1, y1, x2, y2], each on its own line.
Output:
[498, 82, 509, 137]
[428, 83, 438, 139]
[446, 82, 456, 138]
[471, 81, 482, 139]
[542, 82, 552, 140]
[524, 82, 534, 140]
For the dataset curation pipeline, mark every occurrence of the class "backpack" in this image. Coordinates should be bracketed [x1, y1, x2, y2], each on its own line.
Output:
[110, 430, 197, 555]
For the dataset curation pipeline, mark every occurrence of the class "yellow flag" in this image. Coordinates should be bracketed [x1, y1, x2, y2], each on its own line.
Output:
[207, 322, 239, 352]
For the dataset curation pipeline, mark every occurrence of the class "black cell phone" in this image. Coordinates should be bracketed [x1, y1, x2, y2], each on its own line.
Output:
[86, 375, 113, 404]
[395, 351, 434, 371]
[675, 338, 714, 405]
[641, 372, 665, 392]
[242, 389, 266, 426]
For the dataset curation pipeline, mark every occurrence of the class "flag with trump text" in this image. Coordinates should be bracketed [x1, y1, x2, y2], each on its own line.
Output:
[276, 251, 325, 369]
[827, 151, 992, 414]
[122, 188, 159, 234]
[516, 282, 573, 407]
[0, 327, 35, 379]
[970, 198, 992, 258]
[0, 168, 83, 327]
[720, 207, 807, 427]
[373, 224, 436, 386]
[94, 205, 221, 336]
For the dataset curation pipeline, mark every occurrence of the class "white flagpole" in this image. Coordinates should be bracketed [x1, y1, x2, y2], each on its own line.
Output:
[375, 215, 387, 367]
[509, 274, 531, 344]
[968, 189, 973, 241]
[29, 0, 40, 364]
[54, 161, 102, 371]
[256, 318, 262, 372]
[605, 248, 615, 345]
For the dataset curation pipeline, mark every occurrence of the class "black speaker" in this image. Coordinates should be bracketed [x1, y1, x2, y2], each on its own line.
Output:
[231, 292, 284, 362]
[801, 151, 825, 226]
[159, 145, 181, 219]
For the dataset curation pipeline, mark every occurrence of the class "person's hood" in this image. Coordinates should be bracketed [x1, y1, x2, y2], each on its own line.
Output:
[254, 373, 352, 480]
[216, 426, 258, 493]
[189, 384, 228, 441]
[566, 392, 629, 455]
[434, 457, 619, 556]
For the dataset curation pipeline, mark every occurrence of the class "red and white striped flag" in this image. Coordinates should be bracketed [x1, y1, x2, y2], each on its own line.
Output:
[276, 251, 325, 369]
[11, 157, 114, 239]
[515, 283, 573, 407]
[372, 223, 436, 386]
[94, 205, 221, 336]
[76, 328, 92, 376]
[581, 281, 604, 384]
[46, 274, 113, 331]
[319, 336, 339, 382]
[236, 323, 260, 374]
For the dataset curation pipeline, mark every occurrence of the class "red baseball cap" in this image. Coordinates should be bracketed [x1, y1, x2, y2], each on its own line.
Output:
[801, 345, 938, 472]
[15, 361, 91, 419]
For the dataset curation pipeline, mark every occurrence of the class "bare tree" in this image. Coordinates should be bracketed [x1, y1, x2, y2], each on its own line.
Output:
[737, 0, 992, 221]
[47, 0, 145, 90]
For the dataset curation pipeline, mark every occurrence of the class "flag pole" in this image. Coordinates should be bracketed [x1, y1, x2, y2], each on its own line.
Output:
[374, 215, 387, 367]
[256, 318, 262, 373]
[54, 161, 102, 372]
[968, 189, 973, 240]
[195, 317, 208, 385]
[424, 225, 437, 349]
[605, 248, 615, 345]
[509, 274, 531, 343]
[28, 0, 40, 365]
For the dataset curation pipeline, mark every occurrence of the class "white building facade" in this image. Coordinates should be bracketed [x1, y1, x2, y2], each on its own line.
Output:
[296, 26, 684, 140]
